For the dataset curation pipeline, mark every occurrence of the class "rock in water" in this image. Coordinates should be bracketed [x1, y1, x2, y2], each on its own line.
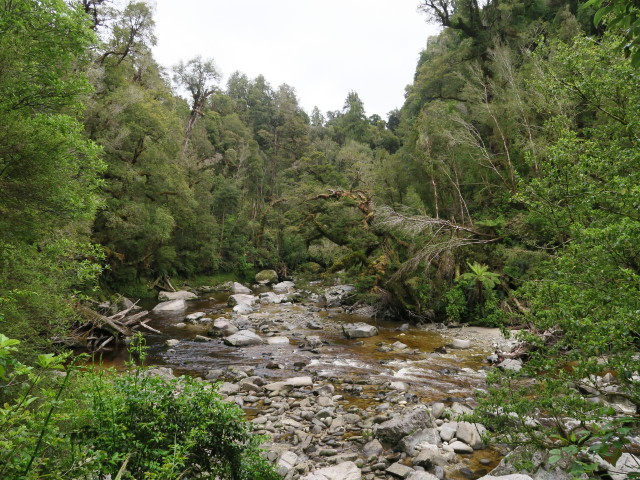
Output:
[223, 330, 263, 347]
[301, 461, 361, 480]
[152, 299, 186, 312]
[255, 269, 278, 284]
[158, 290, 197, 301]
[374, 406, 434, 444]
[227, 294, 256, 307]
[324, 285, 355, 307]
[451, 338, 471, 349]
[232, 282, 252, 294]
[343, 322, 379, 339]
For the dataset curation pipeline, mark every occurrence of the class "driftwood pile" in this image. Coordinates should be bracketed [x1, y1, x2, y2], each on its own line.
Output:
[70, 303, 160, 352]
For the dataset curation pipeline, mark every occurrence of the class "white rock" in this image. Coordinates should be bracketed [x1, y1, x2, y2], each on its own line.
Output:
[448, 440, 474, 454]
[438, 421, 458, 442]
[266, 336, 290, 345]
[285, 376, 313, 387]
[343, 322, 378, 339]
[232, 282, 252, 294]
[233, 304, 253, 314]
[185, 311, 206, 322]
[452, 338, 471, 349]
[259, 291, 282, 304]
[227, 294, 256, 307]
[152, 299, 186, 312]
[277, 451, 298, 474]
[456, 422, 486, 449]
[223, 330, 263, 347]
[158, 290, 197, 301]
[301, 461, 361, 480]
[272, 281, 296, 293]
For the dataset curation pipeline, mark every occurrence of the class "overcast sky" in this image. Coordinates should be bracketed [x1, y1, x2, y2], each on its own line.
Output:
[152, 1, 439, 118]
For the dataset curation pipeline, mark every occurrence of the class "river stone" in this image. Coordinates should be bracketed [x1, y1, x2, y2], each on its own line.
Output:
[233, 303, 253, 314]
[286, 376, 313, 387]
[165, 339, 180, 347]
[273, 281, 296, 293]
[185, 311, 206, 323]
[223, 330, 263, 347]
[392, 341, 409, 350]
[374, 406, 434, 444]
[407, 473, 439, 480]
[302, 461, 361, 480]
[448, 441, 474, 454]
[390, 381, 409, 391]
[456, 422, 486, 449]
[152, 299, 186, 312]
[232, 282, 252, 294]
[431, 402, 446, 419]
[387, 462, 415, 478]
[208, 318, 239, 337]
[324, 285, 355, 307]
[413, 444, 454, 467]
[343, 322, 379, 339]
[476, 476, 533, 480]
[259, 291, 282, 304]
[218, 382, 240, 395]
[227, 294, 256, 307]
[158, 290, 197, 301]
[438, 422, 458, 442]
[277, 451, 298, 475]
[266, 336, 289, 345]
[400, 427, 441, 455]
[497, 358, 523, 372]
[255, 269, 278, 284]
[451, 338, 471, 349]
[362, 439, 383, 457]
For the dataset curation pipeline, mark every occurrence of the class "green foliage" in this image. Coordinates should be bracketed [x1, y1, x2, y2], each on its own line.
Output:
[585, 0, 640, 66]
[0, 335, 279, 479]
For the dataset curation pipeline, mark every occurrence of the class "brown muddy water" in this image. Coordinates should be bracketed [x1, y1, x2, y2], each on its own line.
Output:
[91, 289, 503, 479]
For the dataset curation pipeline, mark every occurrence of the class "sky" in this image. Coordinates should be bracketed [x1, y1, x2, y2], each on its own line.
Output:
[152, 1, 440, 118]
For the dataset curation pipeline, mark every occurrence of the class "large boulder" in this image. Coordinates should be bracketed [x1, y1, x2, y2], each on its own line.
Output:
[259, 291, 282, 304]
[208, 318, 239, 337]
[374, 406, 435, 444]
[233, 304, 253, 314]
[232, 282, 252, 294]
[255, 269, 278, 285]
[152, 299, 186, 312]
[324, 285, 355, 307]
[223, 330, 263, 347]
[301, 461, 361, 480]
[227, 294, 256, 307]
[158, 290, 197, 301]
[456, 422, 486, 450]
[343, 322, 378, 339]
[400, 427, 441, 455]
[272, 281, 295, 293]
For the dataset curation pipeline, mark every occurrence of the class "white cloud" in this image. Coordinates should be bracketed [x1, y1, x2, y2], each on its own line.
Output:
[152, 0, 440, 117]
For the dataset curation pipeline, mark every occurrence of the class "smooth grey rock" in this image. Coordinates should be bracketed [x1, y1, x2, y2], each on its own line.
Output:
[456, 422, 486, 449]
[232, 282, 252, 294]
[448, 441, 474, 454]
[439, 422, 458, 442]
[194, 335, 213, 342]
[185, 311, 206, 323]
[362, 439, 384, 457]
[343, 322, 379, 339]
[143, 367, 174, 381]
[407, 472, 439, 480]
[233, 303, 253, 314]
[223, 330, 263, 347]
[218, 382, 240, 395]
[259, 291, 282, 304]
[158, 290, 197, 301]
[400, 427, 441, 455]
[285, 376, 313, 387]
[302, 461, 361, 480]
[386, 462, 415, 478]
[152, 299, 186, 312]
[277, 451, 298, 475]
[208, 318, 238, 337]
[497, 358, 523, 372]
[227, 294, 256, 307]
[324, 285, 355, 307]
[266, 336, 289, 345]
[255, 269, 278, 284]
[451, 338, 471, 349]
[390, 381, 409, 391]
[476, 476, 533, 480]
[431, 402, 446, 419]
[165, 339, 180, 347]
[374, 406, 434, 444]
[413, 444, 454, 467]
[273, 280, 296, 293]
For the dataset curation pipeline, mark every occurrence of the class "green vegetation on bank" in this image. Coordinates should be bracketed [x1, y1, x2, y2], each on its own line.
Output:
[1, 0, 640, 476]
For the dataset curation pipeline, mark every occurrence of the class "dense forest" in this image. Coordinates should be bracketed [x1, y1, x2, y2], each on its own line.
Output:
[1, 0, 639, 478]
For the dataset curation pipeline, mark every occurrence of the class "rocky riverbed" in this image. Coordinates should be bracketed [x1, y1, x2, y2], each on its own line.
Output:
[116, 278, 521, 480]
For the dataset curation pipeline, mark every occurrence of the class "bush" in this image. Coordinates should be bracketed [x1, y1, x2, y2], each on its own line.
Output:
[0, 334, 279, 480]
